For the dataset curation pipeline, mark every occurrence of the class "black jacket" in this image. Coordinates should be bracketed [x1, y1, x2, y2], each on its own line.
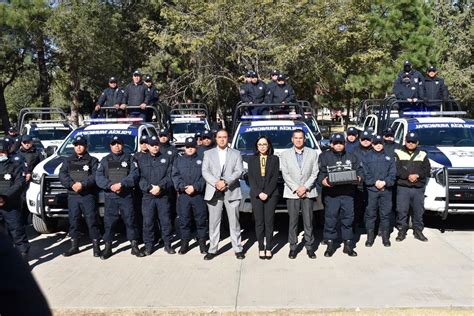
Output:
[240, 81, 267, 104]
[395, 147, 431, 188]
[16, 146, 42, 174]
[146, 86, 160, 105]
[95, 152, 138, 198]
[97, 87, 124, 107]
[123, 82, 149, 107]
[172, 153, 205, 195]
[137, 152, 173, 199]
[247, 154, 280, 198]
[264, 83, 295, 104]
[393, 79, 422, 100]
[363, 150, 396, 192]
[422, 76, 449, 101]
[59, 152, 98, 196]
[0, 157, 24, 207]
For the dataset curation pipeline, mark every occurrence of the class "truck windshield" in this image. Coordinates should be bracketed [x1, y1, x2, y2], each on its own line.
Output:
[234, 126, 315, 151]
[417, 127, 474, 147]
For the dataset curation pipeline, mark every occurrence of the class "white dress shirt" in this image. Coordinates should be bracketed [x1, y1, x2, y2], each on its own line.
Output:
[218, 146, 227, 173]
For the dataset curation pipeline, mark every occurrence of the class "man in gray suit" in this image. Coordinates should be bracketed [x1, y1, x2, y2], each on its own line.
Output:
[201, 129, 245, 260]
[281, 129, 319, 259]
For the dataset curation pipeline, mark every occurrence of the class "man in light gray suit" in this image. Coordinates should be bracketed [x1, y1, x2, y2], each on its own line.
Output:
[281, 129, 319, 259]
[201, 129, 245, 260]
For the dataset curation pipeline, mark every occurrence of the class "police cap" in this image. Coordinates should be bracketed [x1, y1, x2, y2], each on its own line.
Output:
[132, 70, 142, 77]
[360, 130, 372, 141]
[72, 136, 87, 146]
[194, 131, 202, 138]
[372, 135, 384, 145]
[383, 128, 395, 137]
[158, 128, 170, 137]
[404, 60, 412, 66]
[139, 135, 148, 144]
[201, 130, 212, 139]
[271, 70, 279, 76]
[148, 136, 160, 146]
[247, 71, 257, 78]
[331, 133, 345, 144]
[185, 137, 197, 148]
[346, 127, 358, 136]
[405, 132, 419, 143]
[144, 75, 152, 82]
[276, 74, 286, 81]
[110, 136, 124, 145]
[8, 126, 17, 133]
[109, 77, 118, 83]
[427, 65, 437, 72]
[21, 135, 33, 143]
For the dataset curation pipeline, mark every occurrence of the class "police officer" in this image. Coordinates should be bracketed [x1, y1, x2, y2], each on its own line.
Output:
[195, 131, 203, 146]
[345, 127, 359, 153]
[0, 140, 29, 259]
[93, 77, 125, 118]
[363, 135, 396, 247]
[264, 74, 295, 104]
[15, 135, 43, 224]
[172, 137, 208, 255]
[197, 130, 214, 158]
[352, 130, 373, 229]
[267, 70, 279, 91]
[393, 72, 422, 103]
[5, 127, 21, 152]
[122, 70, 150, 120]
[382, 128, 401, 157]
[422, 65, 449, 109]
[144, 75, 160, 122]
[158, 128, 178, 162]
[135, 135, 149, 162]
[318, 133, 363, 257]
[239, 71, 252, 103]
[394, 132, 431, 242]
[397, 60, 424, 84]
[59, 136, 101, 257]
[239, 71, 267, 104]
[137, 136, 175, 255]
[96, 136, 143, 259]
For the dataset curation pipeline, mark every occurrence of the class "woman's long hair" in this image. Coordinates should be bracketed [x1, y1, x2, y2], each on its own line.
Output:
[254, 135, 274, 156]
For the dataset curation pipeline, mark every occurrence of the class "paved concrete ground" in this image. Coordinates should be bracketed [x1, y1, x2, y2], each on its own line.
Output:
[27, 213, 473, 314]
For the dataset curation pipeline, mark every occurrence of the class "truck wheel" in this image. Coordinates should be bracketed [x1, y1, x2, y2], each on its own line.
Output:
[32, 214, 58, 234]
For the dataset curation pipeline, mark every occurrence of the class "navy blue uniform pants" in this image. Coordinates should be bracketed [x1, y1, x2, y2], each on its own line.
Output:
[354, 187, 368, 227]
[103, 196, 138, 242]
[0, 207, 29, 253]
[67, 194, 100, 240]
[142, 196, 171, 245]
[365, 189, 392, 231]
[396, 186, 425, 231]
[177, 194, 208, 241]
[324, 195, 354, 241]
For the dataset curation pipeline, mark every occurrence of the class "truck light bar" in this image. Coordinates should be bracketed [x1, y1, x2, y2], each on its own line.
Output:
[241, 114, 302, 120]
[402, 111, 467, 116]
[84, 118, 143, 124]
[170, 114, 206, 118]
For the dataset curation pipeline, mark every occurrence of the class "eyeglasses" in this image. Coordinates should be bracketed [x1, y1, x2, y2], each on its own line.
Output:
[257, 143, 268, 147]
[406, 140, 417, 144]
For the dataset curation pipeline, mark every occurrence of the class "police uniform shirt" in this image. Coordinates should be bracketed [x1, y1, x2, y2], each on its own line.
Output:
[17, 146, 42, 173]
[265, 82, 296, 104]
[363, 150, 396, 191]
[146, 86, 160, 105]
[97, 87, 124, 107]
[0, 158, 25, 204]
[59, 152, 98, 195]
[422, 76, 449, 101]
[123, 82, 149, 107]
[137, 151, 173, 198]
[96, 152, 138, 196]
[159, 143, 178, 163]
[171, 153, 205, 194]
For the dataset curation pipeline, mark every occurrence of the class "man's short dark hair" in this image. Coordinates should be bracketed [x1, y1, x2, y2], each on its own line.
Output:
[215, 128, 228, 136]
[292, 129, 305, 137]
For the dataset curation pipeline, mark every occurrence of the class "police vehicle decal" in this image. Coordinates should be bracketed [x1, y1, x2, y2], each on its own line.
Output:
[240, 125, 311, 134]
[43, 156, 66, 175]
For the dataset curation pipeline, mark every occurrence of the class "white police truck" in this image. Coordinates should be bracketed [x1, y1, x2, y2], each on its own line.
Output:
[391, 116, 474, 218]
[169, 103, 211, 148]
[27, 118, 157, 234]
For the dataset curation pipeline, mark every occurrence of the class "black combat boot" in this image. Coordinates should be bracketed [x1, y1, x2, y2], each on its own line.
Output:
[343, 240, 358, 257]
[365, 230, 375, 247]
[131, 240, 145, 257]
[198, 239, 207, 254]
[92, 239, 101, 257]
[144, 244, 153, 256]
[396, 228, 407, 242]
[381, 231, 391, 247]
[63, 239, 80, 257]
[179, 240, 189, 255]
[100, 242, 113, 260]
[414, 229, 428, 242]
[324, 240, 336, 257]
[164, 243, 176, 254]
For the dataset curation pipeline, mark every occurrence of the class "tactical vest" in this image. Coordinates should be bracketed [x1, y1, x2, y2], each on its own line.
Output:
[0, 163, 16, 193]
[107, 156, 130, 183]
[68, 160, 90, 182]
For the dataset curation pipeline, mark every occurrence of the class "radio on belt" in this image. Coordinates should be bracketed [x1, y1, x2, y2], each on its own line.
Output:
[327, 162, 358, 185]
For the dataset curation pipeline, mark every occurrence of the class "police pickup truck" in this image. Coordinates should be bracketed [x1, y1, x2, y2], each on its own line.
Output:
[169, 103, 211, 148]
[230, 103, 322, 212]
[27, 118, 157, 234]
[391, 116, 474, 217]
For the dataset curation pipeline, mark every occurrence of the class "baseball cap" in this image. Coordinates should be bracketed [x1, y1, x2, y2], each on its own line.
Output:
[110, 136, 124, 145]
[383, 128, 395, 137]
[148, 136, 160, 146]
[404, 60, 412, 66]
[346, 127, 358, 136]
[427, 65, 437, 72]
[372, 135, 384, 145]
[331, 133, 345, 144]
[132, 70, 142, 77]
[109, 77, 117, 83]
[139, 135, 148, 144]
[158, 128, 170, 137]
[271, 70, 279, 76]
[360, 130, 372, 141]
[72, 136, 87, 146]
[185, 137, 197, 148]
[406, 132, 419, 143]
[144, 75, 152, 82]
[201, 130, 212, 139]
[21, 135, 33, 143]
[276, 74, 286, 81]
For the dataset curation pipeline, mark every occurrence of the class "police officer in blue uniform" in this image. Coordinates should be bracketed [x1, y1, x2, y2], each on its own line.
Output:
[158, 128, 178, 162]
[393, 72, 422, 103]
[197, 130, 214, 158]
[96, 136, 143, 259]
[93, 77, 125, 118]
[422, 66, 449, 109]
[122, 70, 150, 120]
[0, 140, 29, 259]
[394, 132, 431, 242]
[345, 127, 359, 153]
[137, 136, 175, 255]
[264, 74, 295, 104]
[5, 127, 21, 152]
[239, 71, 267, 104]
[135, 135, 149, 162]
[267, 70, 279, 91]
[363, 135, 396, 247]
[318, 133, 363, 257]
[382, 128, 401, 157]
[397, 60, 424, 84]
[172, 137, 208, 255]
[59, 136, 101, 257]
[144, 75, 160, 122]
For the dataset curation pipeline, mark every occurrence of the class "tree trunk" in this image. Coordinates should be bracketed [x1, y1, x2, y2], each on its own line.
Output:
[345, 97, 351, 129]
[0, 84, 11, 132]
[35, 32, 50, 115]
[69, 65, 80, 127]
